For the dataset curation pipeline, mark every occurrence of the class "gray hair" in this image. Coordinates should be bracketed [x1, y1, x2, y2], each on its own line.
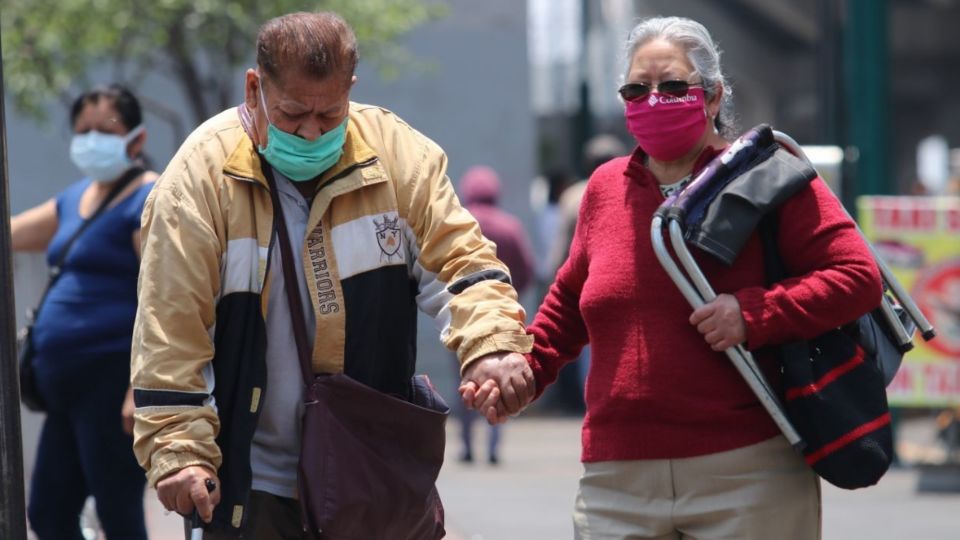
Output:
[623, 16, 736, 138]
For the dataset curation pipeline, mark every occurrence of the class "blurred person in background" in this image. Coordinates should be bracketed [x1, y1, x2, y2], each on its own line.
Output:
[456, 165, 534, 464]
[530, 168, 576, 291]
[546, 134, 628, 278]
[464, 16, 883, 539]
[545, 134, 628, 412]
[528, 168, 577, 414]
[12, 84, 157, 539]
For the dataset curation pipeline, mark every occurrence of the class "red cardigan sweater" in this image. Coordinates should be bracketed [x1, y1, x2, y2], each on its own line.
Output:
[527, 146, 883, 462]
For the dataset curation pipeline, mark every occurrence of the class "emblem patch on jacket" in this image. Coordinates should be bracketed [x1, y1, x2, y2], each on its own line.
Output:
[375, 214, 403, 262]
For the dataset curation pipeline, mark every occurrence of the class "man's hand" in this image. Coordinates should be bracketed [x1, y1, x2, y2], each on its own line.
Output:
[460, 352, 536, 424]
[689, 293, 747, 352]
[156, 465, 221, 523]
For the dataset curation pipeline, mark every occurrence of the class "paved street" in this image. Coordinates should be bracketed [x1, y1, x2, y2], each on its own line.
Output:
[136, 417, 958, 539]
[18, 410, 960, 539]
[437, 418, 960, 540]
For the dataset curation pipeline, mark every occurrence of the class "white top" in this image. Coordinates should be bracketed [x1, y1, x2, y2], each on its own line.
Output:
[659, 175, 692, 198]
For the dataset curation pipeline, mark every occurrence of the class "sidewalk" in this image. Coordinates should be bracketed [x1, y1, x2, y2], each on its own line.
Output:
[140, 416, 960, 539]
[140, 418, 581, 539]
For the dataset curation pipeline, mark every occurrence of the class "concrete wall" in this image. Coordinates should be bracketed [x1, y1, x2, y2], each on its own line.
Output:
[346, 0, 535, 394]
[352, 0, 534, 224]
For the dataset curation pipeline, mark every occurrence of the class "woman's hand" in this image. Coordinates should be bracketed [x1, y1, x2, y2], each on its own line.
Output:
[689, 293, 746, 351]
[122, 386, 136, 435]
[459, 379, 505, 425]
[460, 352, 536, 424]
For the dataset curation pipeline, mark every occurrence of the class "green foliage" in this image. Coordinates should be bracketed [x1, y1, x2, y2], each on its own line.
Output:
[1, 0, 446, 126]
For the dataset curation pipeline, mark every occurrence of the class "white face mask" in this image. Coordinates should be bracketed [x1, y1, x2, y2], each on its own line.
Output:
[69, 125, 144, 181]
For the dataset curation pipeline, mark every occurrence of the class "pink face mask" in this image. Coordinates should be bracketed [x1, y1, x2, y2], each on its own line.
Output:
[625, 87, 708, 162]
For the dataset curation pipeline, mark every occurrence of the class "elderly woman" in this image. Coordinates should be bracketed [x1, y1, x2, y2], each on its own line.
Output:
[463, 16, 882, 539]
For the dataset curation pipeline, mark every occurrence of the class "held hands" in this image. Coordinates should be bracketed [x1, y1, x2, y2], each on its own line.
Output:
[689, 293, 747, 351]
[156, 465, 221, 523]
[459, 352, 536, 425]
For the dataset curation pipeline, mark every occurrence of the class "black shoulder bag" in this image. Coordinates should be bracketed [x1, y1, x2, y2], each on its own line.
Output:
[261, 163, 448, 539]
[758, 211, 908, 489]
[18, 167, 144, 412]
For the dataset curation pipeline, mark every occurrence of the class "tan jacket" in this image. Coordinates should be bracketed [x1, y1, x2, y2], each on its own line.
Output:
[131, 103, 532, 529]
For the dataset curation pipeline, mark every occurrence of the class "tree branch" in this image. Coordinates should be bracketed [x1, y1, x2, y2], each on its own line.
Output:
[165, 18, 211, 125]
[215, 29, 243, 111]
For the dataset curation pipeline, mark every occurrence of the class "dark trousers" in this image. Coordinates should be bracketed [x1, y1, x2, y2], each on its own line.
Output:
[28, 352, 146, 540]
[204, 491, 306, 540]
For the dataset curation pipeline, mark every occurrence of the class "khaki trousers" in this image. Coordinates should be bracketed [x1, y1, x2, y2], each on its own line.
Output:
[573, 436, 821, 540]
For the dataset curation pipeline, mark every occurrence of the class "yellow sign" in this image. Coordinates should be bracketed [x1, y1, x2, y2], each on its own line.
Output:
[858, 196, 960, 407]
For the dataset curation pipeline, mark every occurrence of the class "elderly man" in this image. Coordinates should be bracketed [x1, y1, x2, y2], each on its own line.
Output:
[131, 11, 534, 538]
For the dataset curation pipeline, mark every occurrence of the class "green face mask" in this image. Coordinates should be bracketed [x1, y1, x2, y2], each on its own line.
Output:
[257, 80, 348, 182]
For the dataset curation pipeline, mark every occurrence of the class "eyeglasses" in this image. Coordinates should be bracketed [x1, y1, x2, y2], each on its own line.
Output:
[618, 76, 703, 102]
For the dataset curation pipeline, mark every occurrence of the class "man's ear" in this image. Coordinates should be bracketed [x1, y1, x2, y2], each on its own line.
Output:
[244, 69, 260, 110]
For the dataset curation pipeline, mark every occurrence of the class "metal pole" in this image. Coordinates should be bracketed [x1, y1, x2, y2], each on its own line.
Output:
[0, 24, 30, 540]
[844, 0, 891, 196]
[816, 0, 841, 146]
[572, 0, 593, 178]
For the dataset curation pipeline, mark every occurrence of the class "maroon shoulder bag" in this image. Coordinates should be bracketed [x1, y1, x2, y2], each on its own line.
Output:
[265, 164, 448, 539]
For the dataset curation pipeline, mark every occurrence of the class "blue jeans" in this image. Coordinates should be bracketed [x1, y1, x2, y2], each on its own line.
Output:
[455, 404, 502, 460]
[28, 351, 146, 540]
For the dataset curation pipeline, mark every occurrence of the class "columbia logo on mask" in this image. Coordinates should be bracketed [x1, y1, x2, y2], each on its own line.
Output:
[624, 87, 708, 162]
[648, 94, 699, 107]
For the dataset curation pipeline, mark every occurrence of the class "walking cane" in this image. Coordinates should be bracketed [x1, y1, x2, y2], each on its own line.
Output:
[651, 213, 805, 450]
[184, 479, 217, 540]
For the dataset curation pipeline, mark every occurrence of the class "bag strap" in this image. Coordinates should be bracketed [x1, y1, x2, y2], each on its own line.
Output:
[54, 166, 145, 270]
[758, 211, 784, 286]
[261, 161, 315, 385]
[758, 209, 816, 364]
[30, 166, 145, 320]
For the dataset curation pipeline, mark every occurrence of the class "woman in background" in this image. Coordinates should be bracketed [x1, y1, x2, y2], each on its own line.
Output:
[12, 84, 157, 539]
